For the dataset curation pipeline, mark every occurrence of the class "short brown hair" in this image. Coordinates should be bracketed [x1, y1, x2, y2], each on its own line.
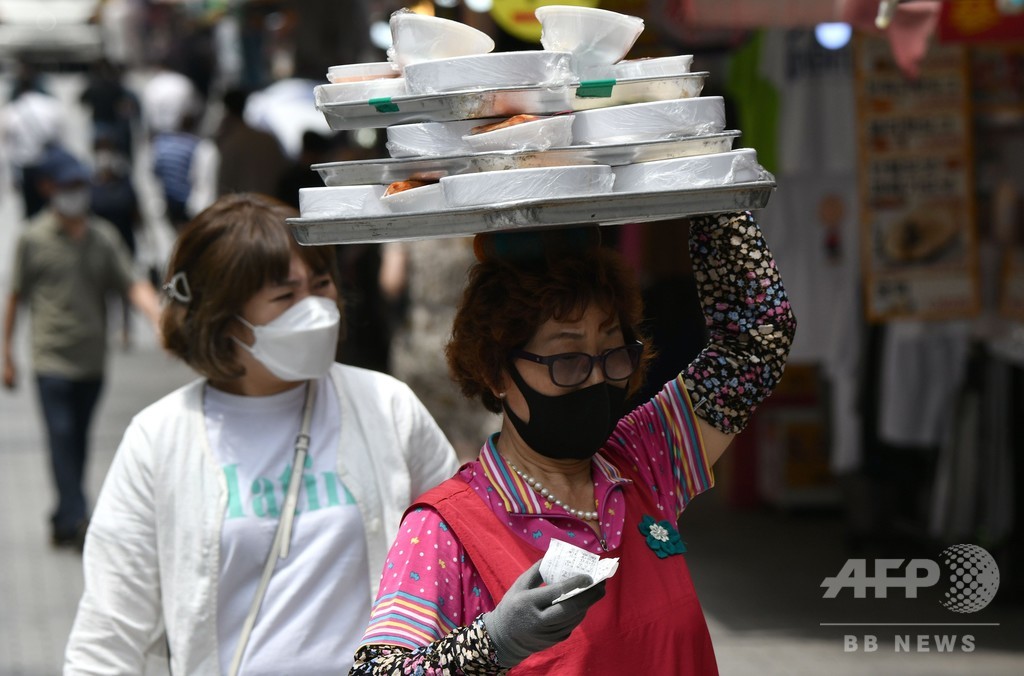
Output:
[160, 193, 343, 381]
[446, 243, 653, 413]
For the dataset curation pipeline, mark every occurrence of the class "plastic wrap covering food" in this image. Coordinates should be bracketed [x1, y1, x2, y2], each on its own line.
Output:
[612, 149, 762, 192]
[299, 186, 388, 219]
[386, 118, 503, 158]
[461, 115, 575, 153]
[572, 96, 726, 145]
[387, 9, 495, 69]
[403, 51, 576, 95]
[536, 5, 644, 71]
[440, 165, 615, 208]
[326, 62, 400, 84]
[612, 55, 694, 79]
[314, 78, 407, 106]
[380, 183, 445, 213]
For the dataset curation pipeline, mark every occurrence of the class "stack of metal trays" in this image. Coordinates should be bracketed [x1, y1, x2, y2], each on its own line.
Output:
[292, 70, 777, 244]
[312, 132, 741, 186]
[291, 180, 775, 245]
[316, 73, 709, 130]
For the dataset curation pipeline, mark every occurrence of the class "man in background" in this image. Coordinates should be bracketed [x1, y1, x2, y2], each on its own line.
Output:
[2, 147, 161, 550]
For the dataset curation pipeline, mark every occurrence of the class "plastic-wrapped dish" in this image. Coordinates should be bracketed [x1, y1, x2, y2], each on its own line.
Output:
[612, 149, 762, 192]
[461, 115, 575, 153]
[572, 96, 726, 145]
[326, 62, 399, 83]
[315, 78, 407, 106]
[314, 132, 741, 186]
[386, 118, 503, 158]
[570, 73, 707, 111]
[611, 55, 694, 79]
[388, 10, 494, 69]
[298, 186, 388, 219]
[536, 5, 644, 71]
[440, 164, 614, 208]
[288, 180, 778, 245]
[380, 182, 446, 213]
[403, 51, 575, 95]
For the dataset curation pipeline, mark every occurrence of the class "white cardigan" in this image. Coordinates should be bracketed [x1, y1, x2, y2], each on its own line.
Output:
[65, 364, 459, 675]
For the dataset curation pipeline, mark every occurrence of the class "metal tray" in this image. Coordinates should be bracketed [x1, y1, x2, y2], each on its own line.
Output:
[314, 131, 741, 186]
[317, 73, 709, 131]
[288, 179, 776, 245]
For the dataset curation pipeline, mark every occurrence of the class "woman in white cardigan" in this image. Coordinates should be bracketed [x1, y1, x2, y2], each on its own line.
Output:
[65, 193, 459, 675]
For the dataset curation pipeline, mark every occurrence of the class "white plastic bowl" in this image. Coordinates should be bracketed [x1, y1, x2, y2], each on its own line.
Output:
[403, 51, 575, 95]
[612, 149, 762, 192]
[386, 118, 503, 158]
[314, 78, 407, 106]
[326, 62, 400, 83]
[299, 186, 389, 219]
[462, 115, 575, 153]
[536, 5, 644, 70]
[389, 11, 495, 69]
[612, 55, 694, 80]
[380, 183, 446, 213]
[572, 96, 726, 145]
[440, 165, 614, 208]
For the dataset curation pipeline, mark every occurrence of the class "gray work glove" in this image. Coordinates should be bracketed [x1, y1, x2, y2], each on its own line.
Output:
[482, 560, 607, 668]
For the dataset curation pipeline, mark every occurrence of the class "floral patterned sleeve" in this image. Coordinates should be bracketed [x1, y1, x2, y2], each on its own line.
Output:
[349, 617, 505, 675]
[683, 211, 796, 434]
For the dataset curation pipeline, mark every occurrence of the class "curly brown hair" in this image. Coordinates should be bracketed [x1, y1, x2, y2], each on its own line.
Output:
[446, 242, 654, 414]
[160, 193, 344, 382]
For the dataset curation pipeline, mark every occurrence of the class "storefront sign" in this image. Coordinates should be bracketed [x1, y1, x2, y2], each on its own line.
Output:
[854, 36, 979, 321]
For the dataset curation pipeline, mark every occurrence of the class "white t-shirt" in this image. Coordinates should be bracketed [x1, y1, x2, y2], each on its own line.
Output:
[205, 377, 369, 675]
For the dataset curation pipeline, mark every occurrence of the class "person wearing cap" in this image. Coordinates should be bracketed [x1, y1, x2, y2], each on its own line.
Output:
[350, 212, 796, 674]
[1, 146, 162, 549]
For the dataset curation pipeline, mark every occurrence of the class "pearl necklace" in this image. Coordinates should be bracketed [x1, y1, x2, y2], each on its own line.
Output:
[505, 458, 599, 521]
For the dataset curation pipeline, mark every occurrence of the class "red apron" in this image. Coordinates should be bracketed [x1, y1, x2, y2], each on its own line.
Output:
[411, 465, 719, 675]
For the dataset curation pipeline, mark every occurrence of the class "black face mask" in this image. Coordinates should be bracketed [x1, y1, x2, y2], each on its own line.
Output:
[502, 362, 627, 460]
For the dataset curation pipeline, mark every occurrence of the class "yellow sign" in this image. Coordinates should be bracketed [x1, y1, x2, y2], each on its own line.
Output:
[490, 0, 600, 43]
[948, 0, 1002, 34]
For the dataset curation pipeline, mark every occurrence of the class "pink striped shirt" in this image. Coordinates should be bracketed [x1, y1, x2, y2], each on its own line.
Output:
[360, 374, 713, 650]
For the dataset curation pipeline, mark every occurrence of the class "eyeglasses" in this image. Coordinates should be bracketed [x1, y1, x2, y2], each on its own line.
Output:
[510, 341, 643, 388]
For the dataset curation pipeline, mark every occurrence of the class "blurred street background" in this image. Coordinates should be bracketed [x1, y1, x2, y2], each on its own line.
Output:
[1, 1, 1024, 675]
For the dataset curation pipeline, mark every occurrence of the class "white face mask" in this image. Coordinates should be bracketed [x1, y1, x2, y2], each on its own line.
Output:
[234, 296, 341, 382]
[53, 187, 91, 218]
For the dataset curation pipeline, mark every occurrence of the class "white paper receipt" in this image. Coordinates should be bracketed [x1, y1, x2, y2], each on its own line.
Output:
[539, 538, 619, 604]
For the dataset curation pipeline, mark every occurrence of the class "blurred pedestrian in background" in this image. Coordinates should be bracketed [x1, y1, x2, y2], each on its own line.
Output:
[64, 193, 458, 674]
[1, 146, 161, 551]
[141, 67, 218, 230]
[79, 59, 139, 160]
[275, 130, 335, 208]
[2, 63, 64, 220]
[388, 238, 501, 461]
[90, 131, 143, 348]
[216, 87, 289, 197]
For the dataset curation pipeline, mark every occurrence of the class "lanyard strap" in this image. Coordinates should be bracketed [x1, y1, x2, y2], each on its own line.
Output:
[228, 381, 317, 676]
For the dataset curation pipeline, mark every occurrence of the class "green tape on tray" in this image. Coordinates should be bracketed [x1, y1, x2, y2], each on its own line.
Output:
[576, 79, 616, 98]
[369, 97, 400, 113]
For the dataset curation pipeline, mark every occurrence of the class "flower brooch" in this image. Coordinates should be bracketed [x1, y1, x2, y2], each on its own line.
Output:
[639, 515, 686, 558]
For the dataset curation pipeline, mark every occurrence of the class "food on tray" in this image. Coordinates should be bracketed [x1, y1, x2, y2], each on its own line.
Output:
[470, 115, 542, 135]
[402, 51, 575, 95]
[326, 62, 399, 84]
[384, 178, 438, 196]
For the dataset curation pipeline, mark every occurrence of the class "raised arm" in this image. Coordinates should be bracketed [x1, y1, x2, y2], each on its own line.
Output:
[683, 211, 797, 466]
